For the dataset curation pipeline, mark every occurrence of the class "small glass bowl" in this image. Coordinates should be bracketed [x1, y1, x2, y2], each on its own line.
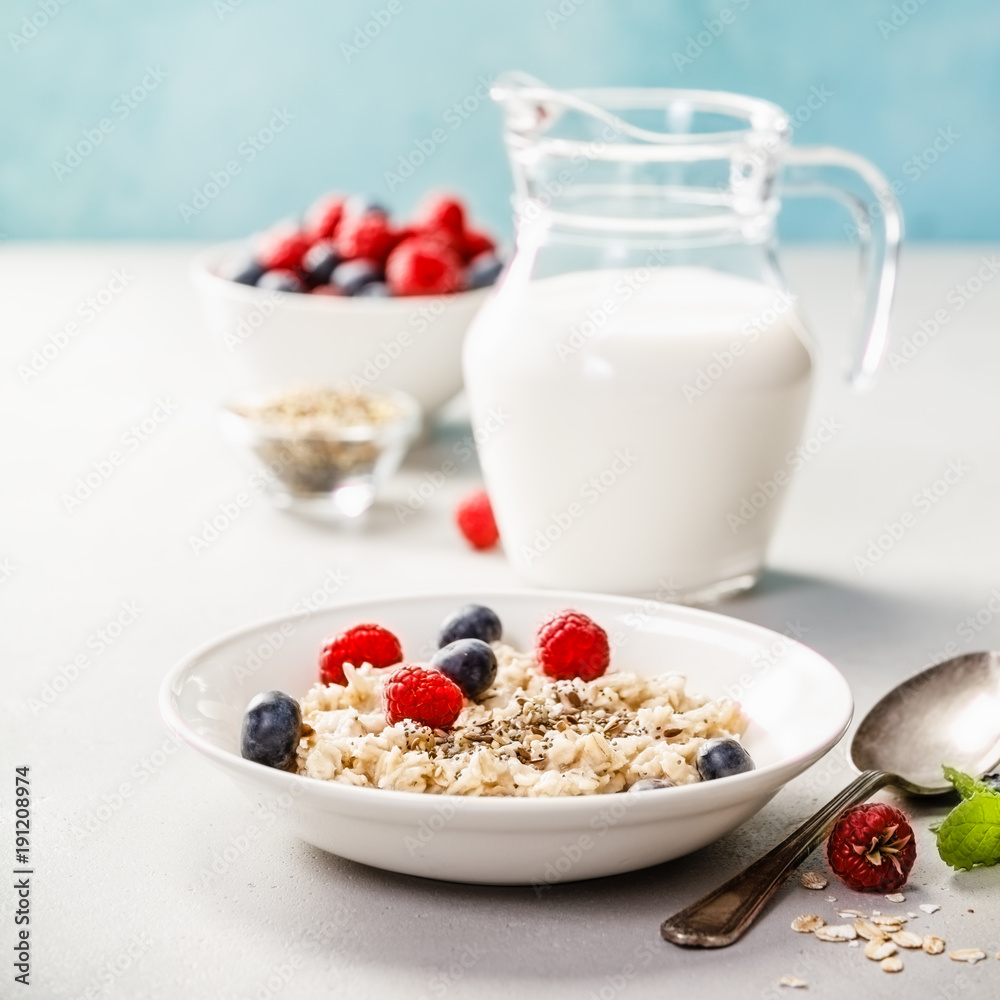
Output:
[221, 386, 422, 519]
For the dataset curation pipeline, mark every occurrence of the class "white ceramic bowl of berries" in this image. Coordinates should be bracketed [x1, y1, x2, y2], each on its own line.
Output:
[191, 193, 501, 413]
[160, 590, 852, 885]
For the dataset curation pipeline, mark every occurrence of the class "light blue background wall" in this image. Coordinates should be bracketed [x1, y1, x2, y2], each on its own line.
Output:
[1, 0, 998, 241]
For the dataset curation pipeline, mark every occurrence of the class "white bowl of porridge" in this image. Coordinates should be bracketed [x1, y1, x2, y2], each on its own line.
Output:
[160, 590, 852, 885]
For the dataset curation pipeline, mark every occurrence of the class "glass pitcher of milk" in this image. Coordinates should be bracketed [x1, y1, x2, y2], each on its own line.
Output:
[463, 74, 902, 601]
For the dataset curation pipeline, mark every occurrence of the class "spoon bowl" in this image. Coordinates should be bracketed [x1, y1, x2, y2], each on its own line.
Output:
[662, 650, 1000, 947]
[851, 651, 1000, 794]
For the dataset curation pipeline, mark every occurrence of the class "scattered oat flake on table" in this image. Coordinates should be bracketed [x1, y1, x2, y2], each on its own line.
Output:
[855, 919, 885, 941]
[872, 914, 906, 927]
[919, 904, 940, 914]
[791, 914, 825, 933]
[885, 892, 906, 903]
[800, 871, 828, 890]
[949, 949, 987, 964]
[837, 908, 865, 919]
[814, 924, 857, 942]
[848, 939, 860, 948]
[890, 930, 924, 949]
[881, 955, 904, 973]
[778, 977, 808, 989]
[824, 895, 837, 903]
[865, 939, 897, 961]
[922, 936, 946, 955]
[907, 912, 918, 918]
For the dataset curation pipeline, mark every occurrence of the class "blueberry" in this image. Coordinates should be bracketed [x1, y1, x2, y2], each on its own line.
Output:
[240, 690, 302, 769]
[695, 738, 755, 781]
[302, 239, 342, 285]
[431, 638, 497, 699]
[438, 603, 502, 647]
[628, 778, 675, 792]
[466, 251, 503, 290]
[223, 258, 265, 286]
[355, 281, 390, 297]
[332, 259, 381, 295]
[256, 268, 306, 293]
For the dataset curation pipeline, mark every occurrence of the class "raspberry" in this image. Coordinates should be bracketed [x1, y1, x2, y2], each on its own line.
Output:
[460, 229, 496, 262]
[336, 212, 396, 263]
[385, 236, 463, 295]
[536, 610, 610, 682]
[383, 664, 464, 729]
[386, 238, 464, 296]
[826, 802, 916, 892]
[258, 231, 310, 271]
[319, 623, 403, 686]
[304, 193, 346, 241]
[417, 225, 465, 257]
[418, 195, 467, 235]
[390, 225, 419, 250]
[454, 490, 499, 550]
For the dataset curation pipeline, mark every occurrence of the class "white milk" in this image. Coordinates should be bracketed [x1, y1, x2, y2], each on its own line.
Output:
[462, 267, 813, 597]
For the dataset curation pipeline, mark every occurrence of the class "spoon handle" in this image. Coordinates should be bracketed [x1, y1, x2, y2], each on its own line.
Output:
[660, 769, 895, 948]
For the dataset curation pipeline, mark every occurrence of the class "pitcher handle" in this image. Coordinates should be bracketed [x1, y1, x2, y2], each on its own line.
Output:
[780, 146, 903, 390]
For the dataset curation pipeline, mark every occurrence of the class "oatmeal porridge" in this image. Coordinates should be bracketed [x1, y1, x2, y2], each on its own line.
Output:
[295, 642, 748, 796]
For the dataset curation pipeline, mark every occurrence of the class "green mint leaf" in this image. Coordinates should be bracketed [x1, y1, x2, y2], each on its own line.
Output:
[943, 766, 998, 800]
[936, 793, 1000, 870]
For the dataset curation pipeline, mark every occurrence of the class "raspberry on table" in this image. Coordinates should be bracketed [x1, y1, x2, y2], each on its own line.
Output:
[319, 623, 403, 686]
[454, 490, 500, 550]
[826, 802, 916, 892]
[383, 664, 464, 729]
[536, 610, 610, 682]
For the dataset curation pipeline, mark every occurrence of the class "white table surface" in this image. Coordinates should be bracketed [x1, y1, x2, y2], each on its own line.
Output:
[3, 243, 1000, 999]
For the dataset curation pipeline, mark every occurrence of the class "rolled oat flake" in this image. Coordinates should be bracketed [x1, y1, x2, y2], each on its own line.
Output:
[799, 871, 828, 890]
[949, 949, 987, 963]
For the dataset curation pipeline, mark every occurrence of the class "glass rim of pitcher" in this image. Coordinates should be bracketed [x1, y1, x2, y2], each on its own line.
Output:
[492, 79, 791, 161]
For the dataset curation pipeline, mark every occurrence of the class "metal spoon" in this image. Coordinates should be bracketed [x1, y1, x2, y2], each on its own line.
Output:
[661, 651, 1000, 948]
